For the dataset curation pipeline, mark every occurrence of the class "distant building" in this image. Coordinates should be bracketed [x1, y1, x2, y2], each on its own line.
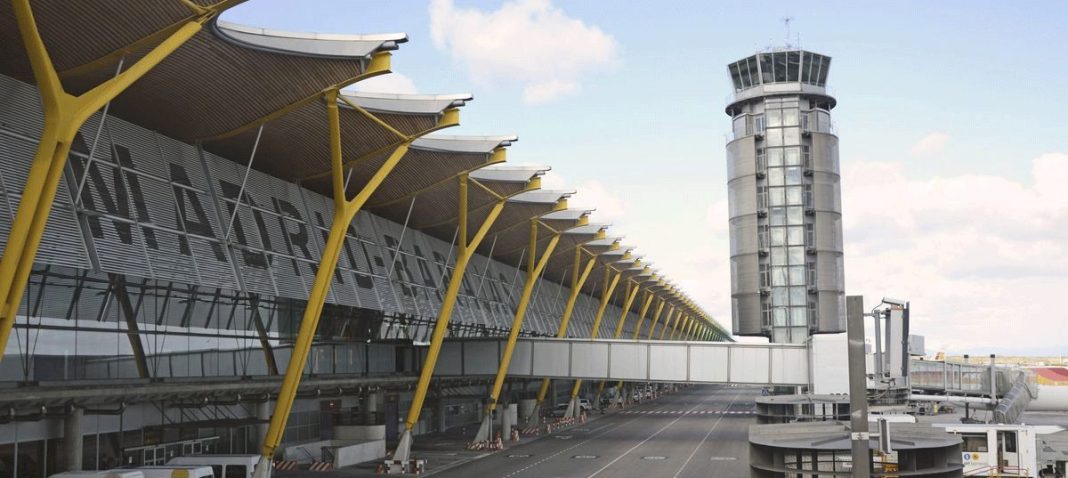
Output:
[724, 49, 846, 343]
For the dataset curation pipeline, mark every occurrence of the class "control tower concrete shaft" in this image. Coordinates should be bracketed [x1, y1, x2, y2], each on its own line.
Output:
[724, 49, 845, 343]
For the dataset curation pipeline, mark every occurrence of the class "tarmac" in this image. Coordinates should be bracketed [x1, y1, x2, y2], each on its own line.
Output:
[277, 384, 756, 477]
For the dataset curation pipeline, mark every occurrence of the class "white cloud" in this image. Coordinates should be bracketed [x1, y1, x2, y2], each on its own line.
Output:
[538, 170, 627, 224]
[910, 131, 949, 156]
[568, 179, 626, 224]
[428, 0, 618, 104]
[348, 72, 419, 95]
[523, 79, 580, 105]
[841, 152, 1068, 354]
[658, 152, 1068, 353]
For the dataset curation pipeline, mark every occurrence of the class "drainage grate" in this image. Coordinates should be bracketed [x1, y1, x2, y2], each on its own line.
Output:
[642, 456, 667, 460]
[573, 455, 598, 459]
[507, 454, 532, 458]
[709, 456, 738, 461]
[555, 435, 573, 440]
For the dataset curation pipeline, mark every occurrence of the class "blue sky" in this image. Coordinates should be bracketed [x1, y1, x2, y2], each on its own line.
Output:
[225, 1, 1068, 355]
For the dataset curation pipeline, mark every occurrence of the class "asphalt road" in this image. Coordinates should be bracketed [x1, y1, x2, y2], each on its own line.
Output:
[432, 384, 758, 478]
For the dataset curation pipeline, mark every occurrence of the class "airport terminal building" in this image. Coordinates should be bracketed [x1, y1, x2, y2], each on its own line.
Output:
[0, 2, 726, 475]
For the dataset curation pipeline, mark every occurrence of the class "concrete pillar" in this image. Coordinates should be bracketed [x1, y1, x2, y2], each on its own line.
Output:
[500, 402, 512, 440]
[63, 407, 83, 472]
[255, 401, 271, 449]
[518, 399, 536, 427]
[363, 391, 381, 425]
[507, 404, 517, 433]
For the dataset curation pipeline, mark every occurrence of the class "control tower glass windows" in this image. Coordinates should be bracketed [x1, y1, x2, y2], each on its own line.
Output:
[729, 63, 744, 91]
[787, 52, 801, 82]
[774, 52, 789, 82]
[727, 51, 831, 91]
[760, 54, 774, 83]
[727, 55, 760, 90]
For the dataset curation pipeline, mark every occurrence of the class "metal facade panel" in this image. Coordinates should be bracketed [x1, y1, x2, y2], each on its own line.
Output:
[729, 346, 771, 384]
[726, 136, 757, 180]
[728, 178, 759, 217]
[729, 215, 760, 256]
[609, 343, 647, 380]
[506, 340, 532, 375]
[771, 346, 809, 384]
[3, 73, 720, 356]
[462, 341, 500, 375]
[367, 343, 396, 373]
[649, 344, 688, 382]
[570, 342, 609, 378]
[689, 345, 729, 382]
[436, 342, 463, 375]
[530, 341, 569, 376]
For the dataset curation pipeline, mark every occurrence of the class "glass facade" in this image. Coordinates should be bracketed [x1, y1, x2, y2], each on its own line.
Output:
[761, 98, 808, 331]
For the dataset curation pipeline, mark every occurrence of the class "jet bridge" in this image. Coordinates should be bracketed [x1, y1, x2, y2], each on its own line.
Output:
[434, 337, 810, 386]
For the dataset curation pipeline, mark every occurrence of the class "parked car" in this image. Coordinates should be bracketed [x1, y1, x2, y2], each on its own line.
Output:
[577, 398, 593, 411]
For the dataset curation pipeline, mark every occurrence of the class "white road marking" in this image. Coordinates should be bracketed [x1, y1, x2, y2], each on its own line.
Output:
[584, 392, 718, 478]
[499, 415, 644, 478]
[670, 390, 744, 478]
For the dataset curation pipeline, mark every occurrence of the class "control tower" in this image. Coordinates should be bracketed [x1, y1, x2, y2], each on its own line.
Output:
[724, 49, 845, 343]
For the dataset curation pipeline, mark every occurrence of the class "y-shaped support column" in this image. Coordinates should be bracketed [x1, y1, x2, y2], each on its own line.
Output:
[474, 219, 561, 442]
[630, 291, 656, 340]
[253, 89, 445, 478]
[645, 300, 667, 340]
[566, 265, 621, 417]
[0, 0, 240, 359]
[597, 282, 642, 399]
[526, 247, 596, 424]
[659, 307, 678, 340]
[394, 173, 510, 463]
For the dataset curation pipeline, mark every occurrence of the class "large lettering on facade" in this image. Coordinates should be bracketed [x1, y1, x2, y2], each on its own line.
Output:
[0, 73, 606, 337]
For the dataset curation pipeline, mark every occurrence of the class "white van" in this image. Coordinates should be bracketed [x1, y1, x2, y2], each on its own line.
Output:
[137, 466, 214, 478]
[167, 455, 259, 478]
[50, 472, 144, 478]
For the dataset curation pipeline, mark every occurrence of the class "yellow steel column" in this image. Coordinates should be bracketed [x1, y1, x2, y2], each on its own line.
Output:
[257, 91, 424, 475]
[589, 266, 622, 339]
[611, 281, 641, 339]
[658, 307, 677, 340]
[567, 265, 621, 402]
[394, 172, 509, 462]
[475, 218, 561, 441]
[630, 291, 656, 340]
[0, 0, 240, 358]
[671, 314, 687, 340]
[670, 309, 684, 339]
[530, 247, 596, 420]
[597, 279, 641, 398]
[645, 300, 667, 340]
